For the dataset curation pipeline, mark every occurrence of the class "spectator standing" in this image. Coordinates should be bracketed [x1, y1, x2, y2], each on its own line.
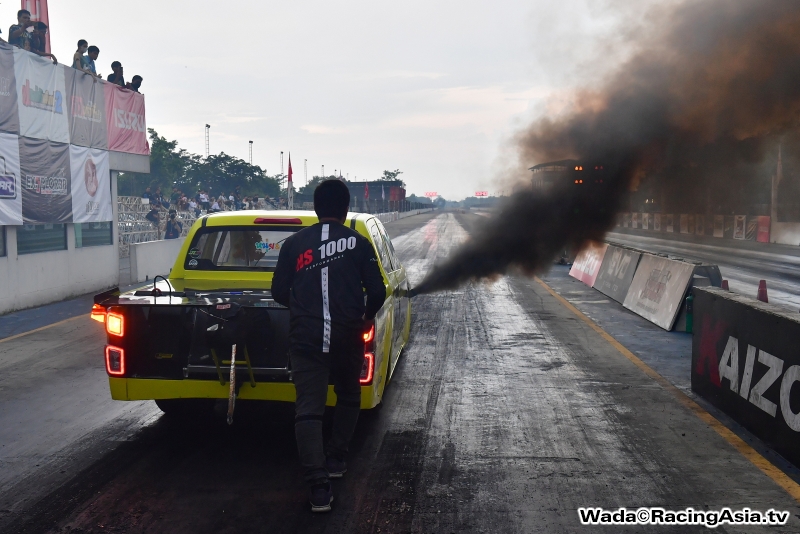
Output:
[188, 198, 200, 217]
[80, 46, 101, 78]
[142, 187, 152, 200]
[107, 61, 125, 86]
[164, 210, 182, 239]
[8, 10, 33, 51]
[30, 22, 56, 63]
[199, 190, 209, 211]
[171, 187, 181, 205]
[126, 75, 143, 93]
[72, 40, 88, 69]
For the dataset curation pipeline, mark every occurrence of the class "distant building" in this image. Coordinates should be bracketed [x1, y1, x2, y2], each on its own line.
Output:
[346, 180, 406, 212]
[529, 159, 578, 190]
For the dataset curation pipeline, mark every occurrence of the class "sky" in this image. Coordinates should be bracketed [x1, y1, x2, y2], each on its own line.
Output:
[7, 0, 666, 199]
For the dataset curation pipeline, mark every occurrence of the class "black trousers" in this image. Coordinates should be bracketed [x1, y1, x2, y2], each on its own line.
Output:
[290, 328, 363, 483]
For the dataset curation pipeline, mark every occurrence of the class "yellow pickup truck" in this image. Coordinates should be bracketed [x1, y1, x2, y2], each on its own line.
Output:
[92, 211, 412, 415]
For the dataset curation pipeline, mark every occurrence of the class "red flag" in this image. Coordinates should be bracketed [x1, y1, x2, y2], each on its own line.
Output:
[364, 183, 369, 200]
[287, 153, 293, 183]
[24, 0, 50, 54]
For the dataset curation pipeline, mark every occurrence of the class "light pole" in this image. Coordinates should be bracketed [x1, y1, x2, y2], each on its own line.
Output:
[204, 124, 211, 157]
[304, 159, 307, 185]
[322, 164, 325, 178]
[280, 152, 284, 199]
[248, 140, 253, 164]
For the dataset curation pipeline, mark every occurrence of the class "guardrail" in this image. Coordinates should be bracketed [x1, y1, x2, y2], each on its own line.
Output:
[118, 197, 196, 258]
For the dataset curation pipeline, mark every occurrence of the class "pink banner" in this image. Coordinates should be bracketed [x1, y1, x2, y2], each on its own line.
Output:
[104, 83, 148, 155]
[569, 242, 608, 287]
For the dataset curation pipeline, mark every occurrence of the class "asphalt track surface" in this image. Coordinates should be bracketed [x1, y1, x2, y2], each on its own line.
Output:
[2, 212, 800, 533]
[606, 230, 800, 312]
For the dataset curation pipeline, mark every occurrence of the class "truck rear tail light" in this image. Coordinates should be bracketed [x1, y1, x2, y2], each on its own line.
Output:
[90, 304, 106, 323]
[360, 353, 374, 385]
[363, 324, 375, 343]
[106, 312, 124, 337]
[105, 345, 126, 376]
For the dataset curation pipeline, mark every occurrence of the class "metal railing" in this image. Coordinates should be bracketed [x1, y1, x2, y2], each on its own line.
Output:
[117, 196, 197, 257]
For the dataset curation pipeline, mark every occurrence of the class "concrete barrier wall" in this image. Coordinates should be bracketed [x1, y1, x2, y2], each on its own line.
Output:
[770, 222, 800, 246]
[618, 212, 786, 244]
[129, 238, 185, 283]
[0, 225, 119, 315]
[692, 287, 800, 466]
[570, 240, 721, 330]
[373, 209, 434, 224]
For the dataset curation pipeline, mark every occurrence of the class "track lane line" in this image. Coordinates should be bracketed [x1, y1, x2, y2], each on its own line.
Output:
[0, 314, 89, 344]
[535, 276, 800, 503]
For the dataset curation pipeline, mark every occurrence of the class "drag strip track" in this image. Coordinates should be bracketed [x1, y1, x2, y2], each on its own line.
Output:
[3, 213, 800, 533]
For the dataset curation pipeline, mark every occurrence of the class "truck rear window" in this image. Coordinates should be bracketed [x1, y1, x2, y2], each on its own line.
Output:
[184, 227, 299, 271]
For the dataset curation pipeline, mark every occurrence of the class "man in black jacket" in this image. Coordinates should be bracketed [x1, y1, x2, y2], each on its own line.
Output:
[272, 179, 386, 512]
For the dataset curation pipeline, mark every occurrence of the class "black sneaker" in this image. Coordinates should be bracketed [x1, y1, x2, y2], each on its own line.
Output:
[309, 480, 333, 513]
[325, 455, 347, 478]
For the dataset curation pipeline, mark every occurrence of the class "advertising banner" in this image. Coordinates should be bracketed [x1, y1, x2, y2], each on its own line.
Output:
[746, 217, 758, 240]
[654, 213, 661, 232]
[688, 214, 695, 234]
[695, 215, 704, 236]
[642, 213, 650, 230]
[713, 215, 724, 238]
[692, 287, 800, 467]
[680, 214, 688, 234]
[631, 213, 639, 229]
[757, 216, 770, 243]
[104, 83, 148, 154]
[0, 131, 21, 224]
[14, 48, 68, 143]
[666, 214, 674, 233]
[594, 245, 642, 303]
[0, 43, 19, 134]
[734, 215, 746, 240]
[623, 213, 630, 228]
[65, 67, 107, 149]
[569, 242, 608, 287]
[19, 137, 71, 223]
[724, 216, 735, 239]
[70, 145, 111, 222]
[623, 254, 695, 330]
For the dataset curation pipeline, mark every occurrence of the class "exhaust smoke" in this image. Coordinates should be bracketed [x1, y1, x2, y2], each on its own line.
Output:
[413, 0, 800, 295]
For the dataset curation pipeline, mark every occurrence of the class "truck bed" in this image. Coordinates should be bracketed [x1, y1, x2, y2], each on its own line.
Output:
[97, 285, 291, 384]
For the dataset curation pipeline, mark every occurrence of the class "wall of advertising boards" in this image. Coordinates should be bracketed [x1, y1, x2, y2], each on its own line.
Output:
[0, 44, 148, 226]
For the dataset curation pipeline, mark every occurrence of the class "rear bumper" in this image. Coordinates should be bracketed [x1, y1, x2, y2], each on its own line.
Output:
[108, 377, 381, 409]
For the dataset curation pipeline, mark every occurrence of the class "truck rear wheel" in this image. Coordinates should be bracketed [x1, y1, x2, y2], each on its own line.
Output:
[155, 398, 216, 417]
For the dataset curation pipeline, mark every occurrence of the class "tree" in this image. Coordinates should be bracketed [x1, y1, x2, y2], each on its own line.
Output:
[380, 169, 404, 187]
[117, 129, 280, 199]
[118, 128, 191, 196]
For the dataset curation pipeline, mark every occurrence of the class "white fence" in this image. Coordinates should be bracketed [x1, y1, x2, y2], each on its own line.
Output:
[118, 196, 196, 258]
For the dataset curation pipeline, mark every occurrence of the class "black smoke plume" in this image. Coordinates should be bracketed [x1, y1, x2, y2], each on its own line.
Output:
[413, 0, 800, 295]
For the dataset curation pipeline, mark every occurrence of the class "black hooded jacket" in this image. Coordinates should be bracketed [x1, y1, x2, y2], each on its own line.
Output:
[272, 221, 386, 352]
